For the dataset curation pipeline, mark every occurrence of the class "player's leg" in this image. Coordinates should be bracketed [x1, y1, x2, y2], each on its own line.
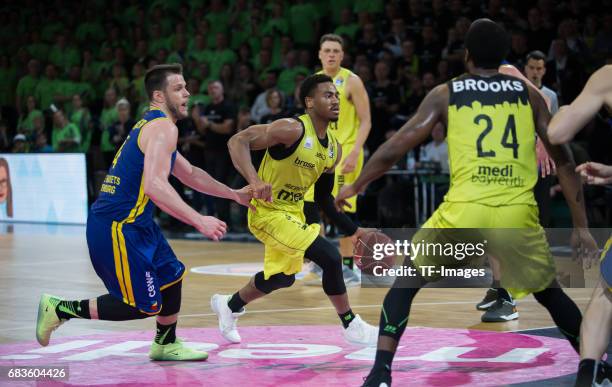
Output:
[148, 233, 207, 360]
[334, 147, 364, 286]
[302, 200, 325, 285]
[479, 255, 519, 322]
[304, 235, 376, 345]
[575, 277, 612, 387]
[363, 261, 428, 387]
[212, 271, 295, 343]
[212, 209, 316, 343]
[36, 217, 156, 346]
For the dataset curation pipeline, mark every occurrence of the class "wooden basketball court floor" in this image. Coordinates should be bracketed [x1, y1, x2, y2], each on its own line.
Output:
[0, 224, 600, 386]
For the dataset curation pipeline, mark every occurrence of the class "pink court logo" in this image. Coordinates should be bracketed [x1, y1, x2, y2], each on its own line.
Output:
[0, 326, 577, 386]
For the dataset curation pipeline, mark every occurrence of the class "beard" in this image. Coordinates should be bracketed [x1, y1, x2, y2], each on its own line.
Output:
[163, 92, 187, 120]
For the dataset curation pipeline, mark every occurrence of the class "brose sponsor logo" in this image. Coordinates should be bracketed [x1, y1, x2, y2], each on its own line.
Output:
[277, 189, 304, 202]
[471, 164, 526, 187]
[452, 79, 524, 93]
[294, 157, 315, 169]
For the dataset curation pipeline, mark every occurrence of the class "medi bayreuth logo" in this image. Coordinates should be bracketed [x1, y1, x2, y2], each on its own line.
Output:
[471, 164, 526, 187]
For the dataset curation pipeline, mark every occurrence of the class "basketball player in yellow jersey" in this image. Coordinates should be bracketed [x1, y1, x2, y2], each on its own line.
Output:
[548, 65, 612, 387]
[336, 19, 599, 386]
[210, 74, 377, 346]
[304, 33, 371, 285]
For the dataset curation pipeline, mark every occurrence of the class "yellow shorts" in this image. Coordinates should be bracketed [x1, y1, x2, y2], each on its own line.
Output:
[248, 208, 320, 279]
[412, 201, 556, 299]
[304, 144, 364, 213]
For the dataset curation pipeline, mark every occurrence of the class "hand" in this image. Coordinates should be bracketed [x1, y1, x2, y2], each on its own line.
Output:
[232, 185, 256, 211]
[570, 228, 600, 269]
[341, 149, 360, 174]
[250, 178, 273, 202]
[536, 137, 555, 177]
[335, 184, 358, 211]
[194, 215, 227, 241]
[576, 162, 612, 185]
[349, 227, 376, 247]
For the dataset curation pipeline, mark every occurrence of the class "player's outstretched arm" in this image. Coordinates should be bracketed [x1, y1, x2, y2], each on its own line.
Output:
[172, 153, 255, 210]
[548, 65, 612, 144]
[141, 119, 227, 240]
[530, 87, 598, 262]
[228, 118, 302, 201]
[341, 84, 447, 197]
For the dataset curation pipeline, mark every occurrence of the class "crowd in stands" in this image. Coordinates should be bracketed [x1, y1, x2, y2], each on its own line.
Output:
[2, 0, 611, 229]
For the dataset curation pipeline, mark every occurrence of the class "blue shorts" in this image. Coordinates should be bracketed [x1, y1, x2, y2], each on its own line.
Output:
[601, 236, 612, 288]
[86, 213, 185, 314]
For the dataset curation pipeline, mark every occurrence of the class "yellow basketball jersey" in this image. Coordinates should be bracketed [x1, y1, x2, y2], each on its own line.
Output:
[445, 73, 537, 206]
[254, 114, 339, 213]
[317, 67, 360, 145]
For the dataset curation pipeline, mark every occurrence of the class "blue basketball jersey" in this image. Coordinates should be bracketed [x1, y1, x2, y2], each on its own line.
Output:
[91, 109, 177, 226]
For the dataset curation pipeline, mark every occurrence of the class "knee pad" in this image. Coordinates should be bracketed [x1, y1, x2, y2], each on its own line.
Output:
[254, 272, 295, 294]
[159, 280, 182, 316]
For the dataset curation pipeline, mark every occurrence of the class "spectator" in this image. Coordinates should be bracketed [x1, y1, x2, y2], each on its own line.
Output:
[419, 122, 449, 174]
[277, 50, 309, 96]
[544, 39, 585, 104]
[101, 98, 133, 167]
[51, 106, 81, 153]
[418, 24, 442, 73]
[34, 64, 64, 112]
[398, 40, 420, 78]
[335, 8, 360, 40]
[15, 59, 40, 115]
[356, 23, 381, 62]
[69, 94, 92, 153]
[99, 87, 119, 132]
[260, 89, 287, 124]
[196, 80, 237, 226]
[506, 30, 529, 69]
[12, 134, 28, 153]
[33, 131, 53, 153]
[526, 7, 554, 52]
[0, 122, 10, 152]
[219, 63, 240, 104]
[235, 63, 260, 108]
[368, 60, 400, 152]
[383, 18, 408, 57]
[17, 95, 43, 136]
[209, 33, 237, 79]
[251, 71, 278, 123]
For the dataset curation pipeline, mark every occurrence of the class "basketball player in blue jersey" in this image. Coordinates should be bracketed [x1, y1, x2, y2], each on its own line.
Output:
[35, 64, 254, 361]
[547, 64, 612, 387]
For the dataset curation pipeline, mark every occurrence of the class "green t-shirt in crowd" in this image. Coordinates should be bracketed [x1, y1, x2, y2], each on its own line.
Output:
[289, 3, 319, 45]
[277, 66, 310, 95]
[48, 46, 80, 71]
[70, 108, 92, 153]
[335, 23, 360, 40]
[75, 21, 106, 43]
[208, 49, 237, 79]
[18, 109, 43, 134]
[52, 122, 81, 153]
[16, 75, 39, 106]
[100, 107, 118, 132]
[26, 42, 49, 61]
[35, 78, 65, 111]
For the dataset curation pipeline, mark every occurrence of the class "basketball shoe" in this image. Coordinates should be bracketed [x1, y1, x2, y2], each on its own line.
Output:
[344, 314, 378, 346]
[211, 294, 245, 343]
[476, 288, 499, 310]
[36, 294, 65, 346]
[149, 338, 208, 361]
[481, 299, 519, 322]
[362, 366, 392, 387]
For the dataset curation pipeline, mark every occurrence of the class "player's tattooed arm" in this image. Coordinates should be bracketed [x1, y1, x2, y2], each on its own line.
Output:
[228, 118, 302, 201]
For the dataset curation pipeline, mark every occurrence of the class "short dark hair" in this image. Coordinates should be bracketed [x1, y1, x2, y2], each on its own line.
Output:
[299, 74, 333, 107]
[526, 50, 546, 62]
[144, 63, 183, 100]
[320, 33, 344, 49]
[465, 18, 510, 69]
